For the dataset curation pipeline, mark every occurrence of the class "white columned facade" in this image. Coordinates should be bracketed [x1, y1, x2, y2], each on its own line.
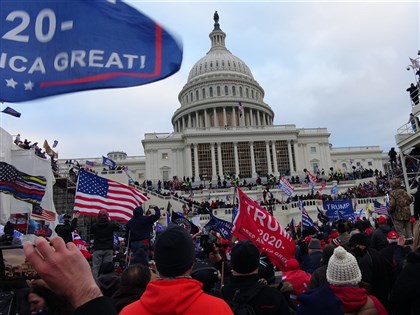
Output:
[223, 107, 227, 126]
[213, 108, 218, 127]
[195, 112, 199, 128]
[257, 112, 261, 126]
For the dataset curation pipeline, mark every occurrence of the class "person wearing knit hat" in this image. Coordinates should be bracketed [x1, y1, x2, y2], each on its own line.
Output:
[222, 240, 291, 315]
[325, 246, 388, 314]
[120, 226, 233, 315]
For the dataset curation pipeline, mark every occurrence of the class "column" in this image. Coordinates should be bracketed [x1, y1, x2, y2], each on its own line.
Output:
[186, 144, 192, 177]
[211, 143, 217, 179]
[234, 142, 240, 176]
[176, 121, 180, 132]
[232, 106, 236, 127]
[250, 108, 254, 126]
[182, 116, 185, 131]
[266, 141, 272, 174]
[250, 142, 256, 177]
[287, 140, 294, 175]
[213, 108, 218, 127]
[271, 141, 279, 176]
[203, 109, 207, 128]
[217, 143, 223, 177]
[223, 107, 227, 127]
[188, 114, 191, 128]
[194, 144, 199, 177]
[293, 141, 298, 173]
[195, 112, 199, 128]
[257, 111, 261, 126]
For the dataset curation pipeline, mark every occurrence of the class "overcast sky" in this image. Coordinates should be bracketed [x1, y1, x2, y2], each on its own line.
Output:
[1, 1, 419, 159]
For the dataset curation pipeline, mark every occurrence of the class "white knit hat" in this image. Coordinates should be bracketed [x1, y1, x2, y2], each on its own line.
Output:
[326, 246, 362, 286]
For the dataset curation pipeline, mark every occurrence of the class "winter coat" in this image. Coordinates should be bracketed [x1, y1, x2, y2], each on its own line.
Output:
[370, 225, 390, 251]
[91, 218, 120, 250]
[389, 187, 412, 221]
[389, 249, 420, 315]
[120, 278, 233, 315]
[55, 218, 78, 243]
[306, 250, 322, 274]
[222, 274, 291, 315]
[125, 208, 160, 243]
[282, 259, 311, 298]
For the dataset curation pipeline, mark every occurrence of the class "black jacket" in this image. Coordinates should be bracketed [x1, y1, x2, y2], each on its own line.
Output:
[91, 219, 120, 250]
[221, 274, 291, 315]
[55, 218, 78, 243]
[125, 208, 160, 243]
[389, 249, 420, 315]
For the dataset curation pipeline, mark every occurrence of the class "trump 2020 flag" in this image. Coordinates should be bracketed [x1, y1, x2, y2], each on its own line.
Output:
[233, 187, 295, 271]
[1, 0, 183, 102]
[0, 162, 46, 204]
[74, 169, 149, 222]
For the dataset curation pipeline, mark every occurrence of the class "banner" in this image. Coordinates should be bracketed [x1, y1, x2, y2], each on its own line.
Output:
[323, 199, 354, 221]
[233, 187, 295, 271]
[278, 177, 294, 197]
[1, 0, 183, 102]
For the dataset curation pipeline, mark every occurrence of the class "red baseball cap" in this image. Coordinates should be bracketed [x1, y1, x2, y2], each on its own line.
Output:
[377, 216, 387, 225]
[387, 231, 398, 240]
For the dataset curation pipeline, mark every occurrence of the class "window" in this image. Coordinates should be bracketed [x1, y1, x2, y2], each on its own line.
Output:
[202, 88, 206, 99]
[162, 170, 169, 181]
[310, 146, 316, 153]
[162, 153, 169, 160]
[239, 86, 243, 97]
[225, 86, 228, 95]
[209, 87, 213, 97]
[356, 162, 361, 166]
[312, 163, 319, 173]
[368, 161, 373, 166]
[232, 86, 236, 96]
[217, 86, 221, 96]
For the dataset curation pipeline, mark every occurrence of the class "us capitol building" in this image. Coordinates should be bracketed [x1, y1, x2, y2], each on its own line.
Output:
[61, 13, 385, 183]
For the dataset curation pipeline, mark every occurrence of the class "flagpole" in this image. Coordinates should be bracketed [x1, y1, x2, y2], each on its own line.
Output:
[299, 198, 303, 239]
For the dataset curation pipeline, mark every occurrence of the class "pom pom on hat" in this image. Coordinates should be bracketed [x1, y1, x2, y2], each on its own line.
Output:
[327, 246, 362, 286]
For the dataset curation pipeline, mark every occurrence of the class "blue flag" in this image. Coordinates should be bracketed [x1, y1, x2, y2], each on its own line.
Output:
[1, 0, 183, 102]
[102, 156, 116, 169]
[205, 212, 233, 240]
[1, 106, 21, 117]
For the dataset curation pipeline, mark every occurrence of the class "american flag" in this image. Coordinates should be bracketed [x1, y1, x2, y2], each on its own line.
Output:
[278, 177, 294, 197]
[31, 205, 56, 222]
[373, 200, 388, 216]
[74, 169, 149, 222]
[238, 101, 244, 116]
[0, 162, 46, 204]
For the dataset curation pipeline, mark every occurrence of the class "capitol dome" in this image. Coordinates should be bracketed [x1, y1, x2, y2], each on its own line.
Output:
[172, 11, 274, 132]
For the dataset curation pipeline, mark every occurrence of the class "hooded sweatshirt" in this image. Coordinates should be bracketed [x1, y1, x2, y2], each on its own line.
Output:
[120, 278, 233, 315]
[282, 258, 311, 297]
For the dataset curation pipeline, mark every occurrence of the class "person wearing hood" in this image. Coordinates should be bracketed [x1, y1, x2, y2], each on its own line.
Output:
[282, 258, 311, 306]
[125, 205, 160, 265]
[91, 209, 120, 279]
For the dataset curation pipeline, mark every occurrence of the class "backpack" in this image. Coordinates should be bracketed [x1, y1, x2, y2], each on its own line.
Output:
[226, 283, 265, 315]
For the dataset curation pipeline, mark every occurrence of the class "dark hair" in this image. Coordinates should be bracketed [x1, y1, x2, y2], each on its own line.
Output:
[27, 285, 73, 315]
[120, 264, 151, 288]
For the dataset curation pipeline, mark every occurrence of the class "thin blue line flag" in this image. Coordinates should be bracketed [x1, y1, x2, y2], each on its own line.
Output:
[1, 0, 183, 102]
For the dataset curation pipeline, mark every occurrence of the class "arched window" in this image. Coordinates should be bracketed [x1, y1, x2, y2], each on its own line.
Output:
[232, 86, 236, 96]
[225, 85, 229, 95]
[196, 90, 199, 100]
[209, 87, 213, 97]
[239, 86, 243, 97]
[246, 88, 249, 98]
[190, 92, 193, 102]
[217, 86, 221, 96]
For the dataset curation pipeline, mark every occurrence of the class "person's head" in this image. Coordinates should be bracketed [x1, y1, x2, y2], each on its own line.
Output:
[387, 231, 399, 244]
[98, 261, 115, 276]
[349, 232, 370, 256]
[230, 240, 260, 275]
[191, 260, 219, 291]
[98, 209, 109, 220]
[377, 216, 387, 226]
[258, 253, 275, 284]
[285, 258, 300, 271]
[133, 206, 144, 218]
[153, 225, 195, 278]
[27, 285, 56, 313]
[390, 178, 402, 190]
[326, 246, 362, 287]
[63, 214, 71, 224]
[3, 221, 14, 236]
[321, 244, 335, 266]
[120, 264, 151, 288]
[308, 239, 322, 252]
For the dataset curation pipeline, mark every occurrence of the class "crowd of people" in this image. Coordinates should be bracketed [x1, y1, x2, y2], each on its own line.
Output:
[0, 175, 418, 314]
